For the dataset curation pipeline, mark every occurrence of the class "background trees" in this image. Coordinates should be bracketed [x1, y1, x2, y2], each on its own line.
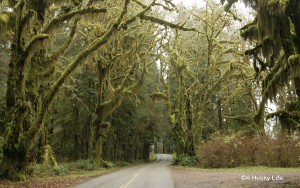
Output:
[154, 1, 256, 157]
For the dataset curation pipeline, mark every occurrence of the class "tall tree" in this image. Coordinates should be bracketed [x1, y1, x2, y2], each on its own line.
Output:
[223, 0, 300, 134]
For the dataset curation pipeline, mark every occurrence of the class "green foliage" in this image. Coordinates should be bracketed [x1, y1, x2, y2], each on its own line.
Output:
[51, 165, 70, 176]
[173, 155, 197, 167]
[76, 159, 96, 170]
[103, 161, 115, 169]
[115, 161, 130, 167]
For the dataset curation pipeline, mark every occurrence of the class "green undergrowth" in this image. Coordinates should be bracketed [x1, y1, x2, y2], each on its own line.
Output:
[26, 159, 146, 178]
[173, 155, 197, 167]
[0, 159, 151, 187]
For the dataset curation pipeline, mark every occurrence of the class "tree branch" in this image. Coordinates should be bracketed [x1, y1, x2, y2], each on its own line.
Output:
[27, 0, 130, 150]
[140, 15, 199, 33]
[43, 6, 107, 33]
[49, 19, 78, 63]
[23, 34, 49, 61]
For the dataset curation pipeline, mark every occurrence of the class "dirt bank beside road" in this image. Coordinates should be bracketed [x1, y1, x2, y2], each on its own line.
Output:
[171, 167, 300, 188]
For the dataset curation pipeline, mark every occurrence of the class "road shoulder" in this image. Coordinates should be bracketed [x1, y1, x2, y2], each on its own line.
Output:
[171, 166, 300, 188]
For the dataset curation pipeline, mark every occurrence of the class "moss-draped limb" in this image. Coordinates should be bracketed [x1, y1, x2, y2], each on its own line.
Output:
[140, 15, 199, 32]
[287, 0, 300, 51]
[20, 9, 35, 34]
[27, 0, 131, 151]
[132, 0, 175, 11]
[99, 60, 146, 119]
[43, 6, 107, 33]
[22, 34, 49, 62]
[254, 56, 290, 129]
[48, 19, 78, 63]
[267, 108, 300, 134]
[264, 62, 289, 100]
[150, 92, 168, 101]
[267, 109, 300, 119]
[118, 0, 155, 30]
[40, 19, 79, 78]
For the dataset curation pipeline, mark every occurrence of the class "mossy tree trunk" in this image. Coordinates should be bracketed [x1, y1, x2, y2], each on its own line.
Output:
[1, 1, 45, 180]
[1, 0, 110, 180]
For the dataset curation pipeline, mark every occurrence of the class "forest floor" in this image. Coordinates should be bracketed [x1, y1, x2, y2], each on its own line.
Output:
[0, 168, 118, 188]
[171, 166, 300, 188]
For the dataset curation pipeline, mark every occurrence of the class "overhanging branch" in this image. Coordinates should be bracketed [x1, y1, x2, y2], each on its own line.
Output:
[140, 15, 200, 33]
[43, 6, 107, 33]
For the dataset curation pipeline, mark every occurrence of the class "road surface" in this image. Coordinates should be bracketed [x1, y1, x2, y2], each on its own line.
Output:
[72, 154, 173, 188]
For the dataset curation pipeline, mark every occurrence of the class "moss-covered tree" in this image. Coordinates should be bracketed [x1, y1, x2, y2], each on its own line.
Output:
[223, 0, 300, 134]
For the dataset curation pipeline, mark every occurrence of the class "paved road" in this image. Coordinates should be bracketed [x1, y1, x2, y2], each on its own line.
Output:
[72, 154, 174, 188]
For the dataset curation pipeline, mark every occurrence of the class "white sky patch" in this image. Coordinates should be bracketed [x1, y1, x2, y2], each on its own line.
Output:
[172, 0, 206, 8]
[171, 0, 252, 16]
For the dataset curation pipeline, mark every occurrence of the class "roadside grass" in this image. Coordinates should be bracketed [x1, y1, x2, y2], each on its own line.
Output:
[0, 159, 150, 188]
[0, 165, 118, 188]
[172, 165, 300, 173]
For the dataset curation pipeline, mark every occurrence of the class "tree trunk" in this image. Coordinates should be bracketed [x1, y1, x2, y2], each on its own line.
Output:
[185, 94, 195, 156]
[143, 143, 150, 161]
[217, 98, 223, 132]
[0, 143, 27, 181]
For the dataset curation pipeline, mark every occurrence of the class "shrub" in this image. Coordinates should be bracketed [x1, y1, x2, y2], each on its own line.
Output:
[27, 164, 43, 177]
[103, 161, 115, 168]
[76, 159, 96, 170]
[115, 161, 130, 167]
[51, 165, 70, 176]
[174, 155, 197, 167]
[197, 134, 300, 168]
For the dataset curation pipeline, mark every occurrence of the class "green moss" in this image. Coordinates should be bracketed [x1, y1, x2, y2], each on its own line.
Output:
[241, 25, 258, 41]
[288, 54, 300, 78]
[150, 92, 168, 101]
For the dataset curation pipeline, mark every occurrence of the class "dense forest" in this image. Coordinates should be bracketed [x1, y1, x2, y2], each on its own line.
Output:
[0, 0, 300, 181]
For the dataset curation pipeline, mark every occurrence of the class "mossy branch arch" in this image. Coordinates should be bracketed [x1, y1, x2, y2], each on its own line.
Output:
[0, 0, 199, 180]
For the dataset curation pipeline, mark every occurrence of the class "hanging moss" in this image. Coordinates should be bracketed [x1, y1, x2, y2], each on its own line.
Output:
[150, 92, 168, 101]
[0, 13, 10, 25]
[267, 0, 287, 16]
[169, 114, 176, 125]
[288, 54, 300, 78]
[240, 24, 258, 41]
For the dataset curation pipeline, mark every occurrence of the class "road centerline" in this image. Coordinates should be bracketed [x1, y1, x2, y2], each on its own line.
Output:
[120, 167, 145, 188]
